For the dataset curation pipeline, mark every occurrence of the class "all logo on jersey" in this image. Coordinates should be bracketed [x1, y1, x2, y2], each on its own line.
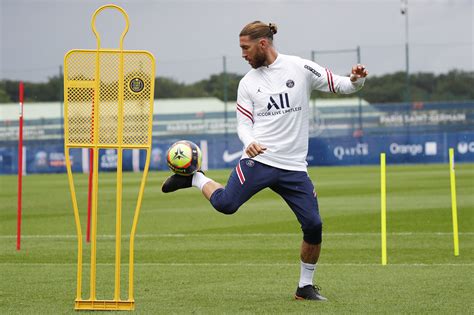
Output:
[267, 93, 290, 110]
[257, 93, 302, 117]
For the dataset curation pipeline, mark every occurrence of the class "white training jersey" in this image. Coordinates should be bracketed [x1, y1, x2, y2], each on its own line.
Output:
[236, 53, 365, 172]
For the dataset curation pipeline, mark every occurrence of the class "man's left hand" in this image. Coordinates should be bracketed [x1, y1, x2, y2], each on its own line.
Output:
[350, 64, 368, 82]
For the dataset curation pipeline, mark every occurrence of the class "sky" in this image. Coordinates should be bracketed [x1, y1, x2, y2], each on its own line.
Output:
[1, 0, 473, 84]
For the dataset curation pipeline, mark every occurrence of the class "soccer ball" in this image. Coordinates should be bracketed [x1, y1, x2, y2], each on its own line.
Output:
[166, 140, 202, 176]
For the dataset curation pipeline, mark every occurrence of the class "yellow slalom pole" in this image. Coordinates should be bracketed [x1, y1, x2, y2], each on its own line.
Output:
[449, 148, 460, 256]
[381, 153, 387, 265]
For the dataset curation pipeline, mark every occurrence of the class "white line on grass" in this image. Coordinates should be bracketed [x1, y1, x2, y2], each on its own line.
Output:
[0, 232, 473, 239]
[0, 262, 473, 267]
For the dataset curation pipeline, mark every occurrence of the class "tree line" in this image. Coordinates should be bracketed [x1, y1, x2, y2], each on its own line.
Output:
[1, 70, 472, 104]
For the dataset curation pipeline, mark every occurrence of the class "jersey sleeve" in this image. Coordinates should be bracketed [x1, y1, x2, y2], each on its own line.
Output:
[305, 60, 365, 94]
[236, 80, 256, 148]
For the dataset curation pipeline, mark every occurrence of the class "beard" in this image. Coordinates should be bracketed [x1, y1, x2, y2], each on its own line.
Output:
[249, 50, 267, 69]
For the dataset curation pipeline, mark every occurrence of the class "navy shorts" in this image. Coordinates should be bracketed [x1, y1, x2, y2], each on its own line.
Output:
[210, 159, 323, 244]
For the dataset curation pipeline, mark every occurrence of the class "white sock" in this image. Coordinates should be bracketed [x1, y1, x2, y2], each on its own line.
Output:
[191, 171, 212, 191]
[298, 261, 316, 288]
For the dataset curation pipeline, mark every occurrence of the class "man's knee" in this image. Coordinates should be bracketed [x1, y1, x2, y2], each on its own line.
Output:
[302, 221, 323, 245]
[210, 188, 240, 215]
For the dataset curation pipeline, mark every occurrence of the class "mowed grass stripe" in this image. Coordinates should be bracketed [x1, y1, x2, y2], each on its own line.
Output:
[1, 231, 473, 238]
[1, 262, 473, 266]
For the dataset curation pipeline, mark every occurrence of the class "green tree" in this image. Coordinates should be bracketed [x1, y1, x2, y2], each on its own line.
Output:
[154, 77, 186, 98]
[0, 87, 11, 102]
[358, 72, 408, 103]
[1, 70, 473, 104]
[192, 72, 242, 101]
[433, 70, 474, 101]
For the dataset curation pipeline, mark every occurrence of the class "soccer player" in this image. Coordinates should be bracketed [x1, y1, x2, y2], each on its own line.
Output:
[162, 21, 368, 301]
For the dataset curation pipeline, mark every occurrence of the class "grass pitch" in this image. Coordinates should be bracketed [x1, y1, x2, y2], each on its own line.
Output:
[0, 163, 473, 314]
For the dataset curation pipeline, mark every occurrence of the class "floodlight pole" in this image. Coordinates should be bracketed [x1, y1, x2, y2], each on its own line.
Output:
[356, 46, 362, 134]
[223, 55, 229, 161]
[401, 0, 410, 104]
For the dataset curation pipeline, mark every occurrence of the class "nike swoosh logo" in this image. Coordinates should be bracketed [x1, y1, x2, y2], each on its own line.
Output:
[223, 150, 243, 163]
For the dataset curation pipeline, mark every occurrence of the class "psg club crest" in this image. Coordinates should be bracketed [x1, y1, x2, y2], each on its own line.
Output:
[286, 79, 295, 88]
[129, 78, 145, 93]
[245, 160, 255, 167]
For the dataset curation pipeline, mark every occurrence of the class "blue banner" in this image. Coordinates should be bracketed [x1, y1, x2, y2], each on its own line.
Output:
[1, 132, 473, 174]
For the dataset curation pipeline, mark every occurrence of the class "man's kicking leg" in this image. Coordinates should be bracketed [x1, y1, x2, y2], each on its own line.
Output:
[161, 169, 223, 194]
[162, 159, 273, 215]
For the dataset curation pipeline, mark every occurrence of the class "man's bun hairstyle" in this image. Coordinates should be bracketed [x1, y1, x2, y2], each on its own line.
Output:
[240, 21, 278, 41]
[268, 23, 278, 35]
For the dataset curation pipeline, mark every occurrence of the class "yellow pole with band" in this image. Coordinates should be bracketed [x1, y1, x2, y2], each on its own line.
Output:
[91, 4, 130, 301]
[381, 153, 387, 265]
[64, 4, 155, 310]
[88, 6, 101, 300]
[449, 148, 460, 256]
[63, 64, 84, 302]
